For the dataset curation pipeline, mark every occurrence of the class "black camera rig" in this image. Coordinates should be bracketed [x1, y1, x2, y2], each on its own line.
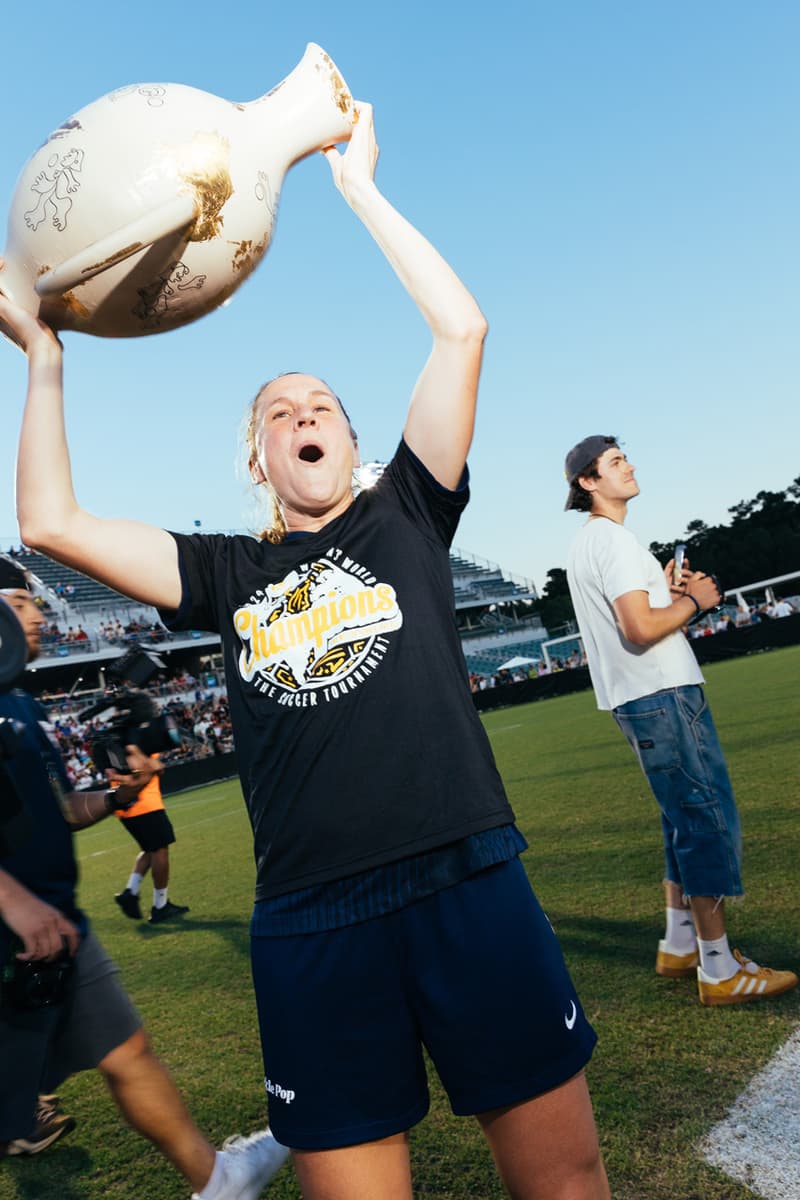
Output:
[79, 645, 181, 774]
[1, 945, 74, 1012]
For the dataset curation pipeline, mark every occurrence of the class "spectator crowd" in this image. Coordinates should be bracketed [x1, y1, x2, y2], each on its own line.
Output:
[40, 673, 235, 790]
[469, 648, 588, 693]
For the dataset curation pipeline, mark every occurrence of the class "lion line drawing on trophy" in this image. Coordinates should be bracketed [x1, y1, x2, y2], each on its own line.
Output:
[234, 557, 403, 698]
[24, 147, 85, 232]
[132, 261, 207, 328]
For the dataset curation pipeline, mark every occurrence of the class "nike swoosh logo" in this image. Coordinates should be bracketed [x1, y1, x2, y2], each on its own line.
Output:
[564, 1001, 577, 1031]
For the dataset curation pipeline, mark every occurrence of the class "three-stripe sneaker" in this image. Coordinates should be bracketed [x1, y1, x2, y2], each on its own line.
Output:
[698, 948, 799, 1007]
[656, 942, 699, 977]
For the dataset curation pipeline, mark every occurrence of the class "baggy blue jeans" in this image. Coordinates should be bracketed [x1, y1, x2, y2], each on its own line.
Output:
[613, 685, 743, 897]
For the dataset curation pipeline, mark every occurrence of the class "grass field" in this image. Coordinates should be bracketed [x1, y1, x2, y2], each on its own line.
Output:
[2, 645, 798, 1199]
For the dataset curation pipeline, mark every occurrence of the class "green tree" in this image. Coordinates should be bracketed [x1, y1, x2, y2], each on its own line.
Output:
[647, 477, 800, 588]
[533, 567, 576, 632]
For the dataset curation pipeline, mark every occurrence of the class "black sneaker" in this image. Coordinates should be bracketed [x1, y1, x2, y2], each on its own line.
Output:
[6, 1111, 76, 1156]
[148, 900, 190, 924]
[114, 889, 142, 920]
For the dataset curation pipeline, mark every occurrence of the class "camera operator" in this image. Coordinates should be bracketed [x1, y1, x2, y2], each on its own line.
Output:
[0, 560, 289, 1192]
[114, 751, 191, 925]
[76, 645, 190, 926]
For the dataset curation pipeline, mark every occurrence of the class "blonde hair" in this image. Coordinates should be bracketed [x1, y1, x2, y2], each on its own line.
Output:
[242, 382, 286, 544]
[241, 373, 358, 545]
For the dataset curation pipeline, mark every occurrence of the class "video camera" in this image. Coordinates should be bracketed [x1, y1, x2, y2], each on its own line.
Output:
[2, 943, 74, 1012]
[79, 645, 181, 774]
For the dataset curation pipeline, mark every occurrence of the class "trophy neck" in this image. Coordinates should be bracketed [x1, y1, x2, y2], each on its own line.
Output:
[244, 43, 355, 168]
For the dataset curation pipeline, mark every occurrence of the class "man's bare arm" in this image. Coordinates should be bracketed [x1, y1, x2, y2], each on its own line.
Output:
[613, 571, 720, 646]
[62, 745, 162, 829]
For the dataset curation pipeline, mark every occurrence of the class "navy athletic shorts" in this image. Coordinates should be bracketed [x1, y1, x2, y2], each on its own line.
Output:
[250, 857, 597, 1149]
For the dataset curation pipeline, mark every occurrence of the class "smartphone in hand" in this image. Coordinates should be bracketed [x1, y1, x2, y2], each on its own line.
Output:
[672, 543, 686, 587]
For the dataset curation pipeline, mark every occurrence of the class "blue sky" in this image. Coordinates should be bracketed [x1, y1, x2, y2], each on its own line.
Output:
[1, 1, 798, 592]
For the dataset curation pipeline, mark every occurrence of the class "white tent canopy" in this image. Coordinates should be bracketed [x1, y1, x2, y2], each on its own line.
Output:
[497, 655, 539, 671]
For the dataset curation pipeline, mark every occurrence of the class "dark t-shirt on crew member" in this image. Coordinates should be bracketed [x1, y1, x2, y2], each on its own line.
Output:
[0, 689, 86, 961]
[161, 439, 514, 901]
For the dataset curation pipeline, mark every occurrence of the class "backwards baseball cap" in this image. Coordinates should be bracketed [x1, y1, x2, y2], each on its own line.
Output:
[0, 556, 31, 593]
[563, 435, 619, 511]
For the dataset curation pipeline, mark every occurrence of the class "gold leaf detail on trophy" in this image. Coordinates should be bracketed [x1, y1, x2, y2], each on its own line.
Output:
[229, 234, 270, 276]
[176, 132, 234, 242]
[79, 243, 144, 276]
[53, 290, 90, 320]
[231, 239, 253, 271]
[319, 51, 352, 115]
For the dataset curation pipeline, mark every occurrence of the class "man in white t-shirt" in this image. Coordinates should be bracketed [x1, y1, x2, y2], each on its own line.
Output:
[770, 599, 795, 618]
[564, 435, 797, 1007]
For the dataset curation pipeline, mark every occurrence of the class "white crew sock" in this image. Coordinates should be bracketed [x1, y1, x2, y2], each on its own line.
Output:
[153, 887, 168, 909]
[697, 934, 739, 980]
[663, 907, 697, 953]
[127, 872, 144, 896]
[196, 1151, 225, 1199]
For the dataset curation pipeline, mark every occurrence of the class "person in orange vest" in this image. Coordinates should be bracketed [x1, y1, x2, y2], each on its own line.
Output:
[114, 758, 189, 924]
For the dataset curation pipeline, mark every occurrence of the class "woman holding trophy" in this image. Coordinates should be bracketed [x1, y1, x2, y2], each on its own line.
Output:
[1, 103, 609, 1199]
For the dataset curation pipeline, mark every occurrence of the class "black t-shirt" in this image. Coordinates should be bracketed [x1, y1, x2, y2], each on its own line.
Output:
[0, 690, 84, 959]
[163, 440, 514, 899]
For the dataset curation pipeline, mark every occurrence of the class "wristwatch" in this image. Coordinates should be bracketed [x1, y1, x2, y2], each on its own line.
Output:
[103, 787, 121, 813]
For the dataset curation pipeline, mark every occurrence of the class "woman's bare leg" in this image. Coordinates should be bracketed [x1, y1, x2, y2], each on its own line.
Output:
[292, 1131, 413, 1200]
[477, 1072, 609, 1200]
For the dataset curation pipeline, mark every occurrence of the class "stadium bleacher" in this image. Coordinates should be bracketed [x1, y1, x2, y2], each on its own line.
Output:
[3, 542, 550, 684]
[462, 640, 546, 676]
[13, 548, 131, 608]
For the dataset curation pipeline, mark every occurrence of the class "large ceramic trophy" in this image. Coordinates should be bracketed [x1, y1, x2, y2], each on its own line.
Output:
[0, 44, 354, 337]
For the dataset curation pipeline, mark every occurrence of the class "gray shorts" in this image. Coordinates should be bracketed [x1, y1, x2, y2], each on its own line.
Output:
[0, 931, 141, 1141]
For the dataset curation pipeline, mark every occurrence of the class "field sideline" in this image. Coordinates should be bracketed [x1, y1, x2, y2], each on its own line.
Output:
[1, 646, 798, 1199]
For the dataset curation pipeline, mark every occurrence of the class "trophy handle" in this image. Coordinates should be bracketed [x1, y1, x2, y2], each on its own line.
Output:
[34, 194, 198, 298]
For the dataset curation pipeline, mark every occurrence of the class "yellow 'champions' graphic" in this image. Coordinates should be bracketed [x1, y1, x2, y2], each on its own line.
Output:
[234, 551, 402, 705]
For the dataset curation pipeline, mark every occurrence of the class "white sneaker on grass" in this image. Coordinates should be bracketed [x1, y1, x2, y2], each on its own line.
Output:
[194, 1129, 290, 1200]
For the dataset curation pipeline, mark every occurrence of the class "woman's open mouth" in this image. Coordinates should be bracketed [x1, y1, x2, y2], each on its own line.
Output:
[298, 443, 324, 463]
